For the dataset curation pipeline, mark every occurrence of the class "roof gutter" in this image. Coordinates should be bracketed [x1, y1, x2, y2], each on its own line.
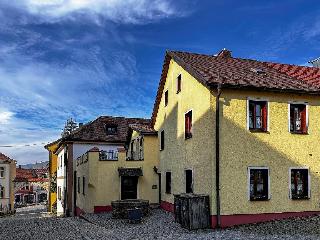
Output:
[215, 83, 222, 228]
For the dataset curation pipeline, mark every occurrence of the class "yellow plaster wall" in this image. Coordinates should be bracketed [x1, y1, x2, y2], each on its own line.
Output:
[76, 138, 159, 213]
[47, 143, 58, 212]
[220, 89, 320, 215]
[153, 59, 216, 214]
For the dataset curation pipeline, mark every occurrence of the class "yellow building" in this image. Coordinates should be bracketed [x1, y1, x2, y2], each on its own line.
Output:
[44, 140, 60, 213]
[75, 123, 159, 215]
[0, 152, 16, 214]
[151, 49, 320, 228]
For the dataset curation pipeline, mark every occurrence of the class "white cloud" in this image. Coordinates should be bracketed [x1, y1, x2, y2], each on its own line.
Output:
[0, 109, 14, 124]
[4, 0, 179, 24]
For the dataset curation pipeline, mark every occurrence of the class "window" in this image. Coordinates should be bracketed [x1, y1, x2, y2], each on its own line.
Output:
[165, 172, 171, 194]
[249, 168, 269, 201]
[0, 185, 4, 198]
[290, 104, 307, 134]
[0, 167, 4, 178]
[139, 137, 144, 160]
[106, 125, 117, 135]
[77, 177, 80, 193]
[82, 176, 85, 195]
[58, 187, 61, 200]
[164, 90, 168, 106]
[185, 169, 193, 193]
[60, 155, 63, 168]
[160, 130, 164, 150]
[290, 168, 309, 199]
[177, 74, 181, 93]
[185, 110, 192, 139]
[248, 100, 268, 131]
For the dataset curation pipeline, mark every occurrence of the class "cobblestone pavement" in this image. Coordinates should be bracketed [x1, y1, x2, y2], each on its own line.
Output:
[1, 207, 320, 239]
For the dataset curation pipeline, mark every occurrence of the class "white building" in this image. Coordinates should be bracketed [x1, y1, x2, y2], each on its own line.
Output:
[0, 153, 16, 214]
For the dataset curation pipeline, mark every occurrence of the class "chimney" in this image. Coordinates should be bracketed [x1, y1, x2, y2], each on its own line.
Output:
[217, 48, 232, 58]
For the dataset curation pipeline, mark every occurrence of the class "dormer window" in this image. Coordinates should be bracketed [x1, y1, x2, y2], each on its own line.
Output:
[106, 125, 117, 135]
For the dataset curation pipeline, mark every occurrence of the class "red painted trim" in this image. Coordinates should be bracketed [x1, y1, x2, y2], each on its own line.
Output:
[160, 201, 174, 213]
[210, 211, 320, 228]
[94, 205, 112, 213]
[75, 206, 85, 216]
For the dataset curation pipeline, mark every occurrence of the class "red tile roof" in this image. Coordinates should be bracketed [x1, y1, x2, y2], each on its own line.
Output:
[0, 152, 14, 163]
[129, 123, 157, 135]
[15, 168, 48, 183]
[62, 116, 151, 143]
[151, 50, 320, 126]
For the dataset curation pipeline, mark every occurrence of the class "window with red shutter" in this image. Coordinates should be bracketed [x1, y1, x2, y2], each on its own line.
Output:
[185, 110, 192, 139]
[248, 100, 268, 132]
[290, 104, 307, 134]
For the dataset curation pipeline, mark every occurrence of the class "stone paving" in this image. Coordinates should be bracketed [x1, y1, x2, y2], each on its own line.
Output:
[1, 206, 320, 239]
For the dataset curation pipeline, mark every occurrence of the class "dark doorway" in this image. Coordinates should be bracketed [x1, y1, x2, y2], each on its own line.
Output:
[121, 176, 138, 200]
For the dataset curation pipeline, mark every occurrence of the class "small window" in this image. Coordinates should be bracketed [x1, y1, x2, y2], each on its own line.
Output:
[165, 172, 171, 194]
[0, 167, 4, 178]
[164, 90, 168, 107]
[82, 176, 86, 195]
[77, 177, 80, 193]
[185, 111, 192, 139]
[106, 125, 117, 135]
[249, 168, 269, 201]
[290, 168, 309, 200]
[290, 104, 307, 134]
[248, 100, 268, 132]
[130, 140, 135, 160]
[185, 169, 193, 193]
[177, 74, 182, 93]
[160, 130, 164, 150]
[0, 185, 4, 198]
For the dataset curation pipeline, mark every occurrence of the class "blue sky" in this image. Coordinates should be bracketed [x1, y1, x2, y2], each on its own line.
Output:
[0, 0, 319, 164]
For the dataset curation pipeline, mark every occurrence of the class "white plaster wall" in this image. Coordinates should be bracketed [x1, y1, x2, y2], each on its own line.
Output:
[57, 148, 66, 215]
[0, 163, 10, 208]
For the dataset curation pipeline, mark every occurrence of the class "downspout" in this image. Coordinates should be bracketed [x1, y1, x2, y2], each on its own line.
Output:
[216, 83, 222, 228]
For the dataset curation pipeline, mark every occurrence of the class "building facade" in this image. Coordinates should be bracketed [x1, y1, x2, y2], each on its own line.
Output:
[75, 123, 159, 215]
[0, 153, 16, 214]
[47, 116, 151, 216]
[152, 49, 320, 228]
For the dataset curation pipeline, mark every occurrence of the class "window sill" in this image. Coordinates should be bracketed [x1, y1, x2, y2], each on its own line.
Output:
[165, 192, 171, 195]
[291, 196, 310, 200]
[250, 197, 269, 201]
[290, 131, 308, 135]
[176, 90, 181, 94]
[249, 129, 269, 133]
[160, 149, 164, 151]
[185, 133, 192, 139]
[99, 159, 118, 161]
[126, 159, 144, 161]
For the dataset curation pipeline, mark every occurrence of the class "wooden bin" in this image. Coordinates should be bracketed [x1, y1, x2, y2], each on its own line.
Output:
[174, 194, 210, 230]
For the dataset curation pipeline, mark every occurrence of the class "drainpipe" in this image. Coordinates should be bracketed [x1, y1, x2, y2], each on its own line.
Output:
[216, 83, 222, 228]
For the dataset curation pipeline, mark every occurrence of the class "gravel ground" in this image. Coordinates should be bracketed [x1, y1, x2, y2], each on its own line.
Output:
[1, 206, 320, 239]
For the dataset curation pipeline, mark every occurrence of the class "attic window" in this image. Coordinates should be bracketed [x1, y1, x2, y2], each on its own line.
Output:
[106, 125, 117, 135]
[250, 68, 266, 75]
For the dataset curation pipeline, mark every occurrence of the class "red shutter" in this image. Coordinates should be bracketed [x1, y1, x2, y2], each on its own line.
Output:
[262, 103, 268, 132]
[301, 106, 307, 133]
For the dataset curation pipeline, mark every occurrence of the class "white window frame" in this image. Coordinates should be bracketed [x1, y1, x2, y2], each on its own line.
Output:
[184, 109, 193, 139]
[247, 166, 271, 201]
[246, 98, 269, 131]
[289, 167, 311, 199]
[0, 167, 5, 178]
[0, 185, 4, 199]
[287, 102, 309, 133]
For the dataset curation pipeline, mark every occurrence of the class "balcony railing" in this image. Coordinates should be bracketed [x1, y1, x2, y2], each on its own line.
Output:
[99, 151, 118, 161]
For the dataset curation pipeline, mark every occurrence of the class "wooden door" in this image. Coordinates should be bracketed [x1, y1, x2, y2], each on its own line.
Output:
[121, 176, 138, 200]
